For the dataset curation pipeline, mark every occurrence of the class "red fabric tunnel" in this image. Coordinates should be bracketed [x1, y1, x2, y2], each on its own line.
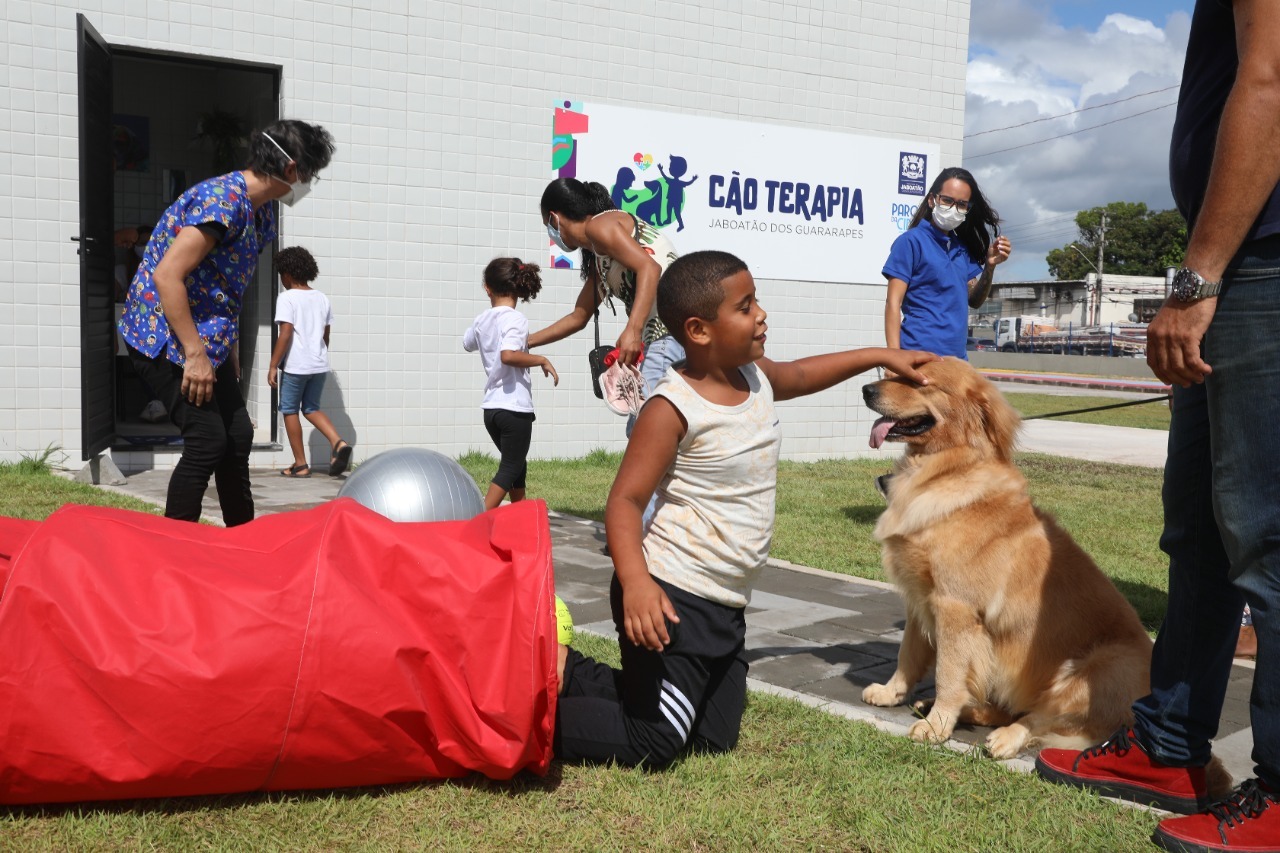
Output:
[0, 498, 557, 804]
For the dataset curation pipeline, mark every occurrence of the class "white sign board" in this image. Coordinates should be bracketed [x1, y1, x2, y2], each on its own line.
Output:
[550, 100, 941, 284]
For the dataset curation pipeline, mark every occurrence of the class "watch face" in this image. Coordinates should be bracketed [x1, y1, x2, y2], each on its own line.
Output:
[1172, 269, 1200, 301]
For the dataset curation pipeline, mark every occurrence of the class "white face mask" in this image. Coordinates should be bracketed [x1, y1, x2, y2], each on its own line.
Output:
[262, 132, 313, 207]
[931, 202, 967, 232]
[546, 214, 572, 252]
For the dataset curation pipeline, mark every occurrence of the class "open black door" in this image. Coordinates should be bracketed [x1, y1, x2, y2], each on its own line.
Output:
[76, 15, 117, 461]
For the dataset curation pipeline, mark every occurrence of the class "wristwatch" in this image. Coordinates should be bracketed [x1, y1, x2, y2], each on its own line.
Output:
[1170, 266, 1222, 302]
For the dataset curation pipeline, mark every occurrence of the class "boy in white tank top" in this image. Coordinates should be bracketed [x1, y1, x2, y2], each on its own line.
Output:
[554, 250, 938, 766]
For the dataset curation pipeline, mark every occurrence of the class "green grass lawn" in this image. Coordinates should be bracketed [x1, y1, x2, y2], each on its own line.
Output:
[2, 457, 1168, 850]
[1003, 391, 1171, 431]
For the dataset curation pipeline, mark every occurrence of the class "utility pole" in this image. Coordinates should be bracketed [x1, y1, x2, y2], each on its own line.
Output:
[1094, 212, 1106, 325]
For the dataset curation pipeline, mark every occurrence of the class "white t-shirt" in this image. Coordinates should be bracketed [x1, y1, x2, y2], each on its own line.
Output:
[462, 306, 534, 413]
[642, 363, 782, 608]
[274, 288, 333, 375]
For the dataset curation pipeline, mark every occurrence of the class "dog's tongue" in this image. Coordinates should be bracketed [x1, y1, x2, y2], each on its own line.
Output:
[869, 417, 895, 449]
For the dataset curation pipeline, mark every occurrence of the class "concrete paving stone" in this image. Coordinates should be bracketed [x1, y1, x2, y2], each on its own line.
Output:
[551, 545, 614, 571]
[784, 620, 895, 655]
[746, 645, 887, 690]
[744, 627, 830, 661]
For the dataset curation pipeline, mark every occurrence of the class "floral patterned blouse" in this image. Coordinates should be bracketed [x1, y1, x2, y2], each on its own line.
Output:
[595, 213, 680, 343]
[118, 171, 276, 368]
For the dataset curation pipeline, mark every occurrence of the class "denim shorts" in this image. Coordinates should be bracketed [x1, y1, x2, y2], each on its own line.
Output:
[279, 371, 326, 415]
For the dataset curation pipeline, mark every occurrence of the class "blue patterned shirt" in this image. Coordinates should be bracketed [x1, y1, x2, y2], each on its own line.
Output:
[118, 172, 277, 367]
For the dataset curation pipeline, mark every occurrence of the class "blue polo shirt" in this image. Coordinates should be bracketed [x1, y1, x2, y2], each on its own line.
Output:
[882, 220, 983, 359]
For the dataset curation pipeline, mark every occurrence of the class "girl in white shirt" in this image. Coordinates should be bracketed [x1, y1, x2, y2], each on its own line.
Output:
[463, 258, 559, 510]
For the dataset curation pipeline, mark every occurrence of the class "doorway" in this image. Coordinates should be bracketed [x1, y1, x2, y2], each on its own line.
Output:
[77, 14, 281, 459]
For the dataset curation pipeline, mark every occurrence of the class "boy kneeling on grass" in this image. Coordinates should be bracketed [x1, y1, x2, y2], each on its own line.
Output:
[554, 250, 937, 766]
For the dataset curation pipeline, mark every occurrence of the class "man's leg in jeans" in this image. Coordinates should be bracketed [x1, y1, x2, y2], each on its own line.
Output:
[1201, 262, 1280, 789]
[210, 359, 255, 527]
[1131, 380, 1240, 767]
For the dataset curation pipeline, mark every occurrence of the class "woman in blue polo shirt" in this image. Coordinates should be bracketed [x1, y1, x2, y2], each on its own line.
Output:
[119, 120, 335, 526]
[882, 167, 1011, 358]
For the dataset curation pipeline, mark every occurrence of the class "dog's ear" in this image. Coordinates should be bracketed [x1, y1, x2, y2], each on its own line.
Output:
[970, 378, 1021, 460]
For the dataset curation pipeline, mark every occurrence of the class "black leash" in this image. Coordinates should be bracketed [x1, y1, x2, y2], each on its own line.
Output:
[1023, 394, 1171, 421]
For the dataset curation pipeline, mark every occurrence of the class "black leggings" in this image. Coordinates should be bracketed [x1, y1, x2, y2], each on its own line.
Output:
[128, 346, 255, 526]
[483, 408, 534, 491]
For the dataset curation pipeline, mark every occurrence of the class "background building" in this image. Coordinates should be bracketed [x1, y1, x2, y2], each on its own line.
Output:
[1, 1, 972, 473]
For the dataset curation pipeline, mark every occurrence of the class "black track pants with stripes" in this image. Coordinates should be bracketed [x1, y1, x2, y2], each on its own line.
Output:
[555, 573, 748, 767]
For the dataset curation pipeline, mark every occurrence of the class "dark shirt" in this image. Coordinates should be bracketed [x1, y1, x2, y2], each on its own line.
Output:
[1170, 0, 1280, 242]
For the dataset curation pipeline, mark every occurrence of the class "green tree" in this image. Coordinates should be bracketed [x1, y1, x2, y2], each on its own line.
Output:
[1046, 202, 1188, 280]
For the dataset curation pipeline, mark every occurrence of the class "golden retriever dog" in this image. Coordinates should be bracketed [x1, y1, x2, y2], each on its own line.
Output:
[859, 358, 1153, 759]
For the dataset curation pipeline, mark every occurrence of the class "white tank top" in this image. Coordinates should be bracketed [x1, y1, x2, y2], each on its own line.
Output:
[642, 363, 782, 608]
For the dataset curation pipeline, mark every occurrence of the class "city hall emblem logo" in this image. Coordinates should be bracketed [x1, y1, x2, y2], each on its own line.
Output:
[898, 152, 927, 196]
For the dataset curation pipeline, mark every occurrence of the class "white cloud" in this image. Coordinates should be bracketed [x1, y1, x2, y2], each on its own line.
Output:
[965, 3, 1192, 280]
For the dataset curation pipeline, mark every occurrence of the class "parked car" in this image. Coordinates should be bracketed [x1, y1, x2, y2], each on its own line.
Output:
[966, 337, 997, 352]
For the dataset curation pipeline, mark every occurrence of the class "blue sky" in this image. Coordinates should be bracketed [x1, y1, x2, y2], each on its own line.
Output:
[966, 1, 1195, 279]
[1048, 0, 1191, 31]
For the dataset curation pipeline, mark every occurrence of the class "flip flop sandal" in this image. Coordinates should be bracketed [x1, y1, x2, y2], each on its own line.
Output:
[330, 441, 354, 476]
[280, 463, 311, 478]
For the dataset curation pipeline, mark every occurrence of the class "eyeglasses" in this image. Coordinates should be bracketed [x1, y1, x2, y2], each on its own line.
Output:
[935, 194, 971, 213]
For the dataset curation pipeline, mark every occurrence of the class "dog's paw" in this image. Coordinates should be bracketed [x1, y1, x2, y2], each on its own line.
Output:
[908, 714, 954, 745]
[985, 724, 1030, 759]
[862, 682, 906, 707]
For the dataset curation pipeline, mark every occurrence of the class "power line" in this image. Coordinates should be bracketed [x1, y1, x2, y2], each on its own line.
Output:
[966, 102, 1177, 160]
[964, 84, 1180, 139]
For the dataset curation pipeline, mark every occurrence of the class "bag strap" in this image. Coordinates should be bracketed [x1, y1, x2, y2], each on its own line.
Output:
[593, 307, 601, 349]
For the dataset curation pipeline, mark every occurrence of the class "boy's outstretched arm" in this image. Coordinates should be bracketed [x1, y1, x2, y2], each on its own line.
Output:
[605, 396, 685, 652]
[758, 348, 939, 402]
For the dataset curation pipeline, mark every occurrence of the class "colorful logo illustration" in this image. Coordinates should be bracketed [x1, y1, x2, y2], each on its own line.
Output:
[898, 152, 927, 196]
[610, 154, 698, 232]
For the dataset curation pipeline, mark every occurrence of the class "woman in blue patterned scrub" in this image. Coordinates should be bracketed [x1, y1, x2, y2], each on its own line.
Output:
[119, 120, 335, 525]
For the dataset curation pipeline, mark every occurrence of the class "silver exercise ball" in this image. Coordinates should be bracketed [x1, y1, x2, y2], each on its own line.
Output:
[336, 448, 485, 522]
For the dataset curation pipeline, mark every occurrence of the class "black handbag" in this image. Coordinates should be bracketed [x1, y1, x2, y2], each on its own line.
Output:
[588, 309, 613, 399]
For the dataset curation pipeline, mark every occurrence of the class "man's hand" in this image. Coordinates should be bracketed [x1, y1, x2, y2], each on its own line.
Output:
[1146, 297, 1217, 387]
[622, 576, 680, 652]
[540, 356, 559, 386]
[268, 365, 279, 389]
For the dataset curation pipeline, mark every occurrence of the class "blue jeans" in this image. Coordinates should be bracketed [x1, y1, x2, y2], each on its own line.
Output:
[1132, 235, 1280, 789]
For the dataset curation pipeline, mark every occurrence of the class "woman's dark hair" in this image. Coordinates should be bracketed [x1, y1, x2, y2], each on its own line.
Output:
[276, 246, 319, 284]
[540, 178, 615, 281]
[485, 258, 542, 302]
[908, 166, 1001, 264]
[246, 120, 336, 182]
[657, 250, 749, 345]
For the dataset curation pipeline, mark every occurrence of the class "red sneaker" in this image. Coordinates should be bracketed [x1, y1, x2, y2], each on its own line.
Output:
[1153, 779, 1280, 852]
[1035, 728, 1225, 814]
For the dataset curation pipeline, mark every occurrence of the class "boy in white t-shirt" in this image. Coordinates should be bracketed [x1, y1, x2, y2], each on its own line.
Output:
[268, 246, 353, 478]
[553, 250, 937, 767]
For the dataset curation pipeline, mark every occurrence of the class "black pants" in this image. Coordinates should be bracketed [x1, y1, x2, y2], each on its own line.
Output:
[128, 347, 254, 526]
[555, 574, 748, 768]
[483, 408, 534, 491]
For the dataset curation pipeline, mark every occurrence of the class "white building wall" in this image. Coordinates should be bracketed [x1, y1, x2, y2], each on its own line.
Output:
[0, 0, 970, 469]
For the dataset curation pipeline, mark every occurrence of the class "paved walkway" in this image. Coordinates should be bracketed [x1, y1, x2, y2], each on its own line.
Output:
[103, 408, 1254, 787]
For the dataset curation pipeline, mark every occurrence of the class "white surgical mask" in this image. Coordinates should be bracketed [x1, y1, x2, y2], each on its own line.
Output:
[547, 215, 572, 252]
[262, 132, 313, 207]
[931, 203, 967, 232]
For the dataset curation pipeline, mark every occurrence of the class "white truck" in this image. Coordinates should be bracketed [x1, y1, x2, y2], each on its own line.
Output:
[992, 315, 1147, 357]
